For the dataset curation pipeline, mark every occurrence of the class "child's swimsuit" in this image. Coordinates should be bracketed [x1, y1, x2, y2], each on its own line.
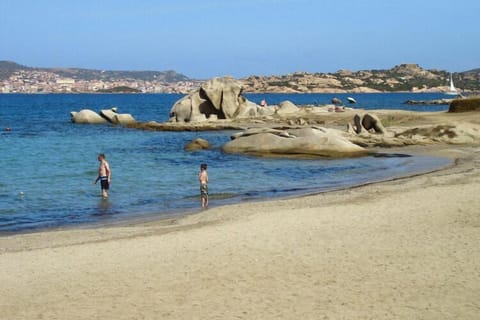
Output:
[200, 183, 208, 197]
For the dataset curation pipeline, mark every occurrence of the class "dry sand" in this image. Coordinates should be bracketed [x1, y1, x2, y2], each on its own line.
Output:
[1, 111, 480, 319]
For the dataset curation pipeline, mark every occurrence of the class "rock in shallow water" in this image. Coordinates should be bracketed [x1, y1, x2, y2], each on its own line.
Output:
[70, 109, 107, 124]
[184, 138, 211, 151]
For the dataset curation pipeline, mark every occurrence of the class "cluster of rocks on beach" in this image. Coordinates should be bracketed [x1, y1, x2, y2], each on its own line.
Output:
[71, 77, 480, 158]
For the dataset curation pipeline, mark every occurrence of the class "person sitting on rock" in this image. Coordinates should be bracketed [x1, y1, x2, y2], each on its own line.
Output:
[329, 97, 345, 112]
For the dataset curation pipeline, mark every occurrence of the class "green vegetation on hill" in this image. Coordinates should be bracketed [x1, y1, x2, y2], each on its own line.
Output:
[240, 64, 480, 93]
[0, 61, 31, 79]
[97, 86, 141, 93]
[50, 68, 189, 82]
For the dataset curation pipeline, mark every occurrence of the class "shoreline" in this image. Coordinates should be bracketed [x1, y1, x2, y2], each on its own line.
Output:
[0, 144, 465, 247]
[0, 146, 452, 239]
[1, 143, 479, 319]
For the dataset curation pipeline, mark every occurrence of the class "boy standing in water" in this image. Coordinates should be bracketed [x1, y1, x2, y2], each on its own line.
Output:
[199, 163, 208, 209]
[94, 153, 111, 199]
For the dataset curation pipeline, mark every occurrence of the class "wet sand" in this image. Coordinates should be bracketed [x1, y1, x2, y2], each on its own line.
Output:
[1, 142, 479, 319]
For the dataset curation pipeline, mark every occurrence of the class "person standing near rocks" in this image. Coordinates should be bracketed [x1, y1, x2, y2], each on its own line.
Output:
[199, 163, 209, 209]
[94, 153, 111, 199]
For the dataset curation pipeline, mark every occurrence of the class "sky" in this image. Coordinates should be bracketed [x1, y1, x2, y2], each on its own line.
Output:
[1, 0, 479, 79]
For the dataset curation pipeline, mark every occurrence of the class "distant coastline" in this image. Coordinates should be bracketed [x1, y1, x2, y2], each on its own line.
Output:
[1, 61, 479, 94]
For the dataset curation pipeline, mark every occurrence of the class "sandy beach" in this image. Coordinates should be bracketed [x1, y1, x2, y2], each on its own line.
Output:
[1, 111, 480, 319]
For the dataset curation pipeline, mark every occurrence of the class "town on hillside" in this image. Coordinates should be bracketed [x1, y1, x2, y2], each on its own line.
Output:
[0, 61, 201, 94]
[1, 61, 479, 94]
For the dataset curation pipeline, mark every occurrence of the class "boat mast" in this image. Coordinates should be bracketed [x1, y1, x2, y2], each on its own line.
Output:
[449, 73, 456, 91]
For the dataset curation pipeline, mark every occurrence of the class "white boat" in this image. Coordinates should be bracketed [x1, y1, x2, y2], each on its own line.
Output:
[445, 73, 458, 95]
[347, 97, 357, 104]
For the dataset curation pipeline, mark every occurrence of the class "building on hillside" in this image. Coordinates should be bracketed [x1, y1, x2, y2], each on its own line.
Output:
[56, 78, 76, 92]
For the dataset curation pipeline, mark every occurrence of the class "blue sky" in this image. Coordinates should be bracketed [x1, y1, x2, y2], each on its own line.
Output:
[1, 0, 478, 79]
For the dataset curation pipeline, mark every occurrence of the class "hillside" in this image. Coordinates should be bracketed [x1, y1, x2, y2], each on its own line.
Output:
[0, 61, 190, 83]
[240, 64, 480, 93]
[1, 61, 478, 93]
[0, 61, 32, 78]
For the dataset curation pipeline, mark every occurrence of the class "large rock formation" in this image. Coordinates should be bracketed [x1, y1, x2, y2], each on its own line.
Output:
[169, 77, 264, 122]
[223, 127, 368, 158]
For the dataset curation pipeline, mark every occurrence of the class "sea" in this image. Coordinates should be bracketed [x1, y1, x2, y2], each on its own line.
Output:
[0, 92, 452, 234]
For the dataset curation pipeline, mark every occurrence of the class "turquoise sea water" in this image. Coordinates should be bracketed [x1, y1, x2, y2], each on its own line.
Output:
[0, 93, 451, 234]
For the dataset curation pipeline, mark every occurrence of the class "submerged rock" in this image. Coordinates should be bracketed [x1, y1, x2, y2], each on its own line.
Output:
[184, 138, 211, 151]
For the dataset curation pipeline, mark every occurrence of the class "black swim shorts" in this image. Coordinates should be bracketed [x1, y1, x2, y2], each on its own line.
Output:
[100, 176, 109, 190]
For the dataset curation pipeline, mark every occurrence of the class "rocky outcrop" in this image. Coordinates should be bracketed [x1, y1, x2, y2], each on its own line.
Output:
[99, 108, 118, 123]
[71, 108, 136, 125]
[404, 98, 454, 105]
[223, 127, 368, 158]
[448, 97, 480, 112]
[169, 77, 266, 123]
[276, 101, 300, 114]
[347, 122, 480, 148]
[112, 113, 136, 125]
[393, 123, 480, 144]
[70, 109, 108, 124]
[350, 113, 386, 134]
[239, 64, 479, 94]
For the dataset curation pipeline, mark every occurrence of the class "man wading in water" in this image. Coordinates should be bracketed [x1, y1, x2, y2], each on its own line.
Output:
[94, 153, 111, 199]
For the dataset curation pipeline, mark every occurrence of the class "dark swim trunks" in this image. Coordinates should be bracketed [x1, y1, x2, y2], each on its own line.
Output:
[200, 183, 208, 197]
[100, 176, 109, 190]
